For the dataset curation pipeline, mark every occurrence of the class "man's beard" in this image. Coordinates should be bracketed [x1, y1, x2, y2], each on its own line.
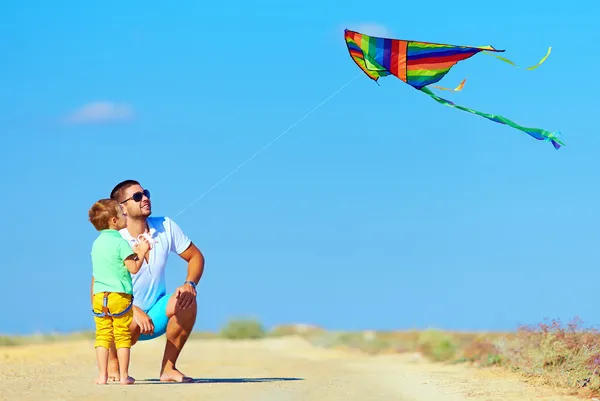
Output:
[127, 208, 151, 219]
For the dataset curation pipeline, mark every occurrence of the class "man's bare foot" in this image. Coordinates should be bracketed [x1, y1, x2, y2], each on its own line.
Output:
[95, 374, 108, 385]
[160, 368, 194, 383]
[120, 376, 135, 385]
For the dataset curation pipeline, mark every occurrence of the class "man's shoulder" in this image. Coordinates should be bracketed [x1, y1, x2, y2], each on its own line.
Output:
[148, 216, 178, 231]
[149, 215, 168, 224]
[116, 216, 181, 240]
[149, 216, 189, 246]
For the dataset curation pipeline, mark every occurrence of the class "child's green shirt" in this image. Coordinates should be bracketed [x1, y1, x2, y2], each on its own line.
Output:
[91, 229, 135, 294]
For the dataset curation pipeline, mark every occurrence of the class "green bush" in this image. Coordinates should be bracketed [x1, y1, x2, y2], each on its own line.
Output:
[417, 329, 459, 362]
[0, 336, 19, 347]
[219, 318, 266, 340]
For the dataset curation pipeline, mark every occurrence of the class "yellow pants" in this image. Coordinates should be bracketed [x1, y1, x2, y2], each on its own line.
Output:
[92, 292, 133, 350]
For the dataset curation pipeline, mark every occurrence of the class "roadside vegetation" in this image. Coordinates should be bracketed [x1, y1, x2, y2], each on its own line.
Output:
[2, 316, 599, 397]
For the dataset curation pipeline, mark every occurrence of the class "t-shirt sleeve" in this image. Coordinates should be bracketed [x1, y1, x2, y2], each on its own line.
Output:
[119, 239, 135, 261]
[167, 217, 192, 254]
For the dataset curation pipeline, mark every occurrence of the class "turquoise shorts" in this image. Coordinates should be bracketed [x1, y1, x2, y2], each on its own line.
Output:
[138, 293, 171, 341]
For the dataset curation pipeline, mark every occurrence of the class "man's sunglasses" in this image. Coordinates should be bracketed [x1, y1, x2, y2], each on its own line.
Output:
[121, 189, 151, 204]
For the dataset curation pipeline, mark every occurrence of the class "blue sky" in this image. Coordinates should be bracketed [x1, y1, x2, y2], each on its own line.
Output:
[1, 0, 599, 335]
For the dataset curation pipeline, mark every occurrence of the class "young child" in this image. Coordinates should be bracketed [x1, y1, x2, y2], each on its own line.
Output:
[88, 198, 150, 385]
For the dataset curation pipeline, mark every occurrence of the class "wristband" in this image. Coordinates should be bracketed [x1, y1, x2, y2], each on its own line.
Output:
[184, 280, 196, 289]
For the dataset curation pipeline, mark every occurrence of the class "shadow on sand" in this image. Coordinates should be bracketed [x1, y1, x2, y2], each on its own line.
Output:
[135, 377, 304, 385]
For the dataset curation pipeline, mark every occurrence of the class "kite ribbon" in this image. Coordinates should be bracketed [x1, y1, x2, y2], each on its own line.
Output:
[431, 78, 467, 92]
[430, 47, 552, 92]
[483, 47, 552, 70]
[419, 86, 564, 149]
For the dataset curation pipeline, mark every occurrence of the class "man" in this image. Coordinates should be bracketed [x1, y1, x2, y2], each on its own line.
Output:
[91, 179, 205, 383]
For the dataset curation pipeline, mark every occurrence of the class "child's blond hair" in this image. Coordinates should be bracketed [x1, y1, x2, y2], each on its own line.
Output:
[88, 199, 121, 231]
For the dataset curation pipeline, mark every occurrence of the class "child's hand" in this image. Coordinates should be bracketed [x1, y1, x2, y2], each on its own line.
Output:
[136, 236, 151, 255]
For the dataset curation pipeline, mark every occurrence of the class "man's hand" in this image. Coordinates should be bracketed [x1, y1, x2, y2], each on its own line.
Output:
[175, 282, 197, 310]
[132, 306, 154, 335]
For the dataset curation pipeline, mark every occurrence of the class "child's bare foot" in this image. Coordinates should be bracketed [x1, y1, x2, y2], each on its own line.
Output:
[95, 374, 108, 385]
[120, 375, 135, 385]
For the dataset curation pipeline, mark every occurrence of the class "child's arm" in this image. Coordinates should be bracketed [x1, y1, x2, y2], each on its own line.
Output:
[123, 240, 150, 274]
[123, 254, 144, 274]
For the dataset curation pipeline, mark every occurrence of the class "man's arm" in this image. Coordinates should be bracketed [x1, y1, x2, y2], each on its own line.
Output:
[174, 243, 205, 309]
[179, 242, 205, 285]
[167, 216, 205, 309]
[167, 216, 205, 285]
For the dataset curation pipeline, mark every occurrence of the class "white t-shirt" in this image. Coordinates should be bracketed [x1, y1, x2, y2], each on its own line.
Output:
[119, 216, 192, 311]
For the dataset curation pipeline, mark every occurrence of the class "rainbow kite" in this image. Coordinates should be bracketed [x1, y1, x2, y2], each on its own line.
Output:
[344, 29, 563, 149]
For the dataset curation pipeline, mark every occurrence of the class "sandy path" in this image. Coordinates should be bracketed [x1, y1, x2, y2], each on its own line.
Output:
[0, 336, 584, 401]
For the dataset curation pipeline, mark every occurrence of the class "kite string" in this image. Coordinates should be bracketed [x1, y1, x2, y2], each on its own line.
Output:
[173, 73, 362, 218]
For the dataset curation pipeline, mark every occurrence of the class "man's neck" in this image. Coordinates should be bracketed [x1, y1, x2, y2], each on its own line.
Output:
[126, 217, 149, 238]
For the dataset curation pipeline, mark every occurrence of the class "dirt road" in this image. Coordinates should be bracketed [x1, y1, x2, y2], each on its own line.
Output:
[0, 336, 584, 401]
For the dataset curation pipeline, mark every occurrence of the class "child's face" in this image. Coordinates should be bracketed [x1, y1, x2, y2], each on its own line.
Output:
[115, 207, 127, 230]
[109, 207, 127, 230]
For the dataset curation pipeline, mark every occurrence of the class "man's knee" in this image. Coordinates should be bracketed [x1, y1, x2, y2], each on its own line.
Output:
[174, 298, 197, 320]
[166, 293, 197, 319]
[170, 299, 197, 333]
[184, 298, 198, 313]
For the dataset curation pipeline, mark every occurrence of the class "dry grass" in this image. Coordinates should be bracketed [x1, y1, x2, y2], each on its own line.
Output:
[0, 331, 95, 346]
[263, 319, 600, 398]
[3, 317, 599, 398]
[501, 317, 600, 397]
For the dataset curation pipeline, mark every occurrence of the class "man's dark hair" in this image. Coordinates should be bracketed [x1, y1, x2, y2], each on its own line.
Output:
[110, 179, 140, 202]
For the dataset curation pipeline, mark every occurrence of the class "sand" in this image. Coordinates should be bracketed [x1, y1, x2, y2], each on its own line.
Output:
[0, 336, 584, 401]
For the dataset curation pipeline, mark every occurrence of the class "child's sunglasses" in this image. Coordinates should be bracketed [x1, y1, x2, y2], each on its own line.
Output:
[121, 189, 151, 204]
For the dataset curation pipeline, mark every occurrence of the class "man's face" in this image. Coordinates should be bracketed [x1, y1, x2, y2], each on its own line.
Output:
[120, 184, 152, 219]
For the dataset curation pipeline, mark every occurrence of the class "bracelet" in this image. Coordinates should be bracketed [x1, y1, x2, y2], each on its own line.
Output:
[184, 280, 196, 289]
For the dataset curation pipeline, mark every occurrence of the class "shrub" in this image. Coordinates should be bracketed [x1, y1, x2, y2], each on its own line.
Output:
[268, 324, 324, 338]
[417, 329, 458, 362]
[460, 336, 504, 366]
[0, 336, 19, 347]
[502, 317, 600, 396]
[219, 318, 266, 340]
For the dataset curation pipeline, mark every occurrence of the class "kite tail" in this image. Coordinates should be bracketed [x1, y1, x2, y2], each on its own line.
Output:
[483, 47, 552, 70]
[431, 78, 467, 92]
[419, 87, 564, 149]
[428, 48, 551, 92]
